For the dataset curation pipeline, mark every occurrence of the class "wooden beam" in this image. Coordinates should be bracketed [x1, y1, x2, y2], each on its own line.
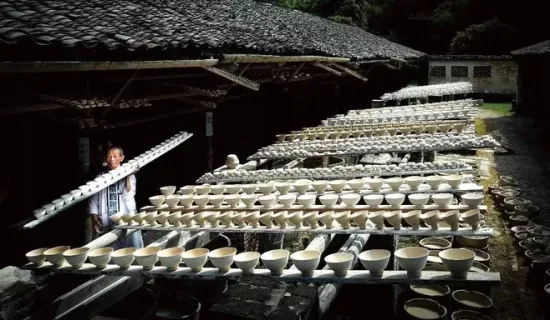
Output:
[100, 69, 139, 121]
[285, 62, 306, 84]
[222, 55, 350, 64]
[105, 107, 206, 130]
[0, 103, 64, 116]
[330, 63, 368, 82]
[203, 66, 260, 91]
[312, 62, 343, 76]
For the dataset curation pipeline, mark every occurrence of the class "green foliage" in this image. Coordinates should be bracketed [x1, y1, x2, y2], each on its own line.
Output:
[277, 0, 369, 29]
[450, 18, 520, 54]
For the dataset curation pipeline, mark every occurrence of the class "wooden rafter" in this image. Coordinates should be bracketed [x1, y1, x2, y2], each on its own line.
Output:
[312, 62, 343, 76]
[203, 66, 260, 91]
[330, 63, 368, 82]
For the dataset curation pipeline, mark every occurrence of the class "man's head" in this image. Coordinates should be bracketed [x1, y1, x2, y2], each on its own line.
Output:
[105, 146, 125, 170]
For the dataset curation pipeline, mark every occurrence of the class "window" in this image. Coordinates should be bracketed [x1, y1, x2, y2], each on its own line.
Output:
[430, 66, 445, 77]
[451, 66, 468, 78]
[473, 66, 491, 78]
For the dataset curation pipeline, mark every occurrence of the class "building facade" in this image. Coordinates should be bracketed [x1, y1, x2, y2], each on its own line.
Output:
[428, 56, 517, 95]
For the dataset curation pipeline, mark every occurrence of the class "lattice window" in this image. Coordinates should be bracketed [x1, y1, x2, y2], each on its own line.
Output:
[473, 66, 491, 78]
[430, 66, 446, 77]
[451, 66, 468, 78]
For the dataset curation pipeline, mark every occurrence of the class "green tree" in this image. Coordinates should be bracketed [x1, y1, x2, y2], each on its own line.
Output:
[450, 18, 520, 54]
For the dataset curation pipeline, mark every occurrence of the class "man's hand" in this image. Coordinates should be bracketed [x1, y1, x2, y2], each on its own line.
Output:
[91, 214, 101, 234]
[131, 164, 140, 176]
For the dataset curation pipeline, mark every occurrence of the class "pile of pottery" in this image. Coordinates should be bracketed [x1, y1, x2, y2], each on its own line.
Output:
[305, 119, 470, 133]
[323, 108, 476, 126]
[403, 285, 494, 320]
[31, 132, 191, 220]
[348, 98, 476, 116]
[196, 161, 471, 184]
[380, 82, 474, 101]
[26, 245, 469, 280]
[251, 134, 498, 158]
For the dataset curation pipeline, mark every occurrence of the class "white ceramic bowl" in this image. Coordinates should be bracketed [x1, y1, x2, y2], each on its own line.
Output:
[290, 250, 320, 276]
[210, 185, 226, 195]
[209, 247, 237, 272]
[178, 195, 194, 208]
[70, 189, 83, 198]
[194, 195, 210, 208]
[182, 248, 209, 272]
[438, 248, 475, 279]
[329, 180, 347, 193]
[405, 176, 424, 190]
[26, 248, 48, 266]
[363, 194, 384, 207]
[158, 247, 184, 271]
[358, 249, 391, 276]
[445, 175, 464, 189]
[111, 247, 136, 269]
[319, 194, 339, 208]
[160, 186, 177, 196]
[404, 298, 447, 320]
[44, 246, 71, 267]
[261, 249, 290, 275]
[365, 178, 384, 191]
[63, 247, 90, 268]
[386, 177, 404, 191]
[452, 289, 493, 310]
[234, 252, 260, 274]
[395, 247, 429, 278]
[241, 194, 258, 208]
[134, 246, 161, 270]
[324, 252, 354, 277]
[297, 194, 317, 208]
[149, 195, 166, 208]
[277, 194, 297, 208]
[257, 183, 274, 195]
[408, 194, 431, 206]
[180, 186, 195, 195]
[425, 176, 443, 190]
[209, 195, 225, 208]
[33, 208, 46, 219]
[242, 184, 258, 195]
[165, 195, 180, 208]
[385, 193, 406, 207]
[224, 194, 242, 208]
[347, 179, 365, 192]
[52, 198, 64, 209]
[195, 185, 211, 195]
[88, 247, 114, 269]
[61, 193, 74, 204]
[340, 193, 361, 207]
[225, 185, 242, 194]
[461, 193, 484, 208]
[311, 181, 329, 194]
[259, 195, 277, 208]
[292, 180, 311, 195]
[274, 182, 291, 195]
[432, 193, 454, 208]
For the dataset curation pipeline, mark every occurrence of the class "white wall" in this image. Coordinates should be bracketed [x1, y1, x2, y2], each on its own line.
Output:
[428, 60, 517, 94]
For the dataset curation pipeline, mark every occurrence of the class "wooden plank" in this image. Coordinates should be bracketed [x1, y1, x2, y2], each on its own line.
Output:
[19, 132, 193, 230]
[24, 263, 500, 286]
[312, 62, 343, 76]
[203, 66, 260, 91]
[114, 224, 492, 236]
[330, 64, 368, 82]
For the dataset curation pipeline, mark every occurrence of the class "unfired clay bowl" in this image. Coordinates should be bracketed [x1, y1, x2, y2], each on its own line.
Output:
[208, 195, 225, 208]
[259, 211, 274, 228]
[272, 211, 288, 229]
[242, 184, 258, 195]
[288, 211, 303, 229]
[366, 178, 384, 191]
[440, 210, 459, 231]
[241, 194, 258, 208]
[421, 211, 441, 231]
[165, 195, 180, 208]
[445, 175, 464, 189]
[461, 209, 481, 230]
[403, 210, 421, 230]
[26, 248, 48, 266]
[303, 211, 319, 229]
[158, 247, 184, 271]
[182, 248, 209, 272]
[179, 195, 194, 208]
[368, 211, 386, 230]
[44, 246, 71, 267]
[439, 248, 475, 279]
[63, 247, 90, 268]
[210, 185, 226, 195]
[194, 195, 210, 209]
[385, 210, 402, 230]
[257, 183, 274, 195]
[409, 194, 431, 207]
[425, 176, 443, 190]
[195, 185, 211, 195]
[395, 247, 429, 278]
[245, 211, 261, 227]
[405, 176, 424, 190]
[234, 251, 260, 274]
[259, 195, 277, 208]
[261, 249, 290, 275]
[364, 194, 384, 207]
[209, 247, 237, 272]
[134, 246, 161, 270]
[292, 180, 311, 195]
[329, 180, 347, 193]
[451, 289, 493, 310]
[311, 181, 329, 194]
[179, 186, 195, 195]
[219, 211, 234, 228]
[160, 186, 177, 196]
[461, 193, 484, 208]
[386, 177, 404, 191]
[225, 185, 242, 194]
[109, 212, 124, 225]
[325, 252, 354, 277]
[111, 247, 136, 270]
[278, 194, 297, 208]
[290, 250, 321, 276]
[334, 211, 351, 229]
[88, 247, 114, 269]
[205, 211, 220, 227]
[386, 193, 406, 208]
[274, 183, 291, 195]
[319, 211, 334, 229]
[350, 210, 369, 229]
[340, 193, 361, 207]
[297, 194, 317, 208]
[149, 195, 166, 208]
[347, 179, 365, 192]
[319, 194, 339, 208]
[156, 211, 170, 227]
[224, 194, 241, 208]
[404, 298, 447, 320]
[231, 212, 246, 228]
[358, 249, 391, 277]
[432, 193, 454, 208]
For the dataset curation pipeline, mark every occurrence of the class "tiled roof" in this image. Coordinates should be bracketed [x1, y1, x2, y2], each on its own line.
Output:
[428, 55, 513, 61]
[511, 40, 550, 56]
[0, 0, 425, 61]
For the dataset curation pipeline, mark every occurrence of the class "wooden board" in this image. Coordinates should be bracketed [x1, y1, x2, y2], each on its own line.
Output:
[23, 263, 500, 286]
[114, 224, 492, 236]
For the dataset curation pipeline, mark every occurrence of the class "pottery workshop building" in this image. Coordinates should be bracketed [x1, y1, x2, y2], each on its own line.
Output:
[0, 0, 424, 263]
[511, 40, 550, 122]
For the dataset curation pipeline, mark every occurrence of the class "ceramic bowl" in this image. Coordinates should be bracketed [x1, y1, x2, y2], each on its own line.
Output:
[277, 194, 297, 208]
[460, 209, 481, 230]
[180, 186, 195, 195]
[287, 211, 303, 229]
[319, 211, 334, 229]
[78, 185, 91, 194]
[158, 247, 184, 271]
[33, 208, 46, 219]
[209, 247, 237, 272]
[182, 248, 209, 272]
[450, 310, 493, 320]
[409, 194, 431, 207]
[385, 210, 402, 230]
[385, 193, 406, 208]
[319, 194, 339, 208]
[210, 185, 226, 195]
[179, 195, 195, 208]
[63, 247, 90, 269]
[225, 184, 242, 195]
[167, 211, 182, 226]
[111, 247, 136, 270]
[425, 176, 443, 190]
[134, 246, 161, 270]
[339, 193, 360, 207]
[121, 212, 135, 225]
[160, 186, 177, 196]
[366, 178, 384, 191]
[70, 189, 83, 198]
[88, 247, 114, 269]
[195, 185, 211, 195]
[404, 298, 447, 320]
[209, 195, 225, 208]
[358, 249, 391, 276]
[231, 212, 246, 228]
[164, 195, 180, 208]
[44, 246, 71, 267]
[445, 175, 464, 189]
[431, 193, 453, 208]
[311, 181, 329, 194]
[364, 194, 384, 207]
[257, 211, 273, 228]
[334, 211, 351, 229]
[242, 184, 258, 195]
[420, 237, 452, 250]
[290, 250, 321, 276]
[325, 252, 354, 277]
[143, 211, 158, 225]
[461, 193, 484, 208]
[26, 248, 48, 266]
[303, 211, 319, 229]
[42, 203, 55, 213]
[239, 194, 257, 208]
[61, 193, 74, 204]
[410, 285, 451, 298]
[347, 179, 365, 192]
[194, 195, 210, 209]
[193, 211, 209, 227]
[329, 180, 347, 194]
[403, 210, 422, 230]
[222, 194, 241, 209]
[368, 211, 386, 230]
[292, 180, 311, 195]
[386, 177, 404, 191]
[52, 198, 64, 209]
[420, 210, 440, 230]
[256, 194, 275, 208]
[405, 176, 424, 190]
[456, 235, 489, 249]
[149, 195, 166, 208]
[439, 249, 475, 279]
[257, 183, 274, 195]
[440, 210, 459, 231]
[452, 289, 493, 310]
[350, 210, 369, 229]
[297, 194, 317, 208]
[261, 249, 290, 275]
[395, 247, 429, 278]
[205, 211, 221, 227]
[234, 251, 260, 274]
